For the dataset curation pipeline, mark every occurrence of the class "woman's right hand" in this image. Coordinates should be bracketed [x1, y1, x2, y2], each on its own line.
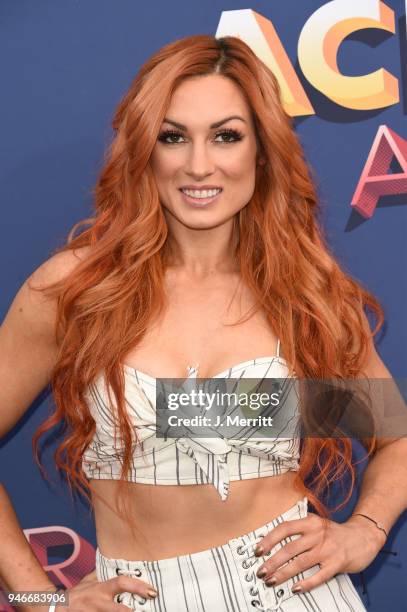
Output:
[25, 570, 158, 612]
[61, 567, 158, 611]
[58, 572, 158, 610]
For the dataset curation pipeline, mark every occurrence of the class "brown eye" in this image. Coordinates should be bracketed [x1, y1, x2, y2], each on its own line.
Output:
[158, 130, 186, 144]
[214, 129, 243, 143]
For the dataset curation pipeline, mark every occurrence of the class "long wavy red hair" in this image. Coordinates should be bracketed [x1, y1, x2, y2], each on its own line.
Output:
[32, 34, 383, 530]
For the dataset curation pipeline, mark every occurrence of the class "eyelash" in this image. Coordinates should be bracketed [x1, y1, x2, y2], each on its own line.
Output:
[157, 128, 244, 145]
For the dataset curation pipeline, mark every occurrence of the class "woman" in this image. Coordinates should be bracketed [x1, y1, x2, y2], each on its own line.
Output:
[1, 34, 406, 612]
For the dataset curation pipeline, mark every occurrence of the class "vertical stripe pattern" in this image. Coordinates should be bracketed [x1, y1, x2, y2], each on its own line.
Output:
[96, 497, 367, 612]
[82, 346, 302, 502]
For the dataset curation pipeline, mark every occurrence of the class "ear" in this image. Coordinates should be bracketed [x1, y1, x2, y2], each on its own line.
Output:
[257, 156, 267, 166]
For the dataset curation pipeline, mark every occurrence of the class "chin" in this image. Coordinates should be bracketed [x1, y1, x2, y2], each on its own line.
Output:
[181, 215, 225, 230]
[164, 203, 224, 224]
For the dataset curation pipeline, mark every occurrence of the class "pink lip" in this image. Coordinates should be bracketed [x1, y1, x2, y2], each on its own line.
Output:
[180, 185, 223, 190]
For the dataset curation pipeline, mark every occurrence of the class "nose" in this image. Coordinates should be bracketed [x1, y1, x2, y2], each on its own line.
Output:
[184, 141, 215, 179]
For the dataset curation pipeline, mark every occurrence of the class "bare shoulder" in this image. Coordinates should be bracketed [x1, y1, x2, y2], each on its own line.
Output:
[27, 245, 92, 289]
[20, 245, 93, 333]
[0, 245, 93, 436]
[356, 307, 390, 378]
[1, 245, 93, 352]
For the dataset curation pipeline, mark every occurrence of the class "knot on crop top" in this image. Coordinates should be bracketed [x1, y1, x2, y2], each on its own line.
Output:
[82, 348, 301, 501]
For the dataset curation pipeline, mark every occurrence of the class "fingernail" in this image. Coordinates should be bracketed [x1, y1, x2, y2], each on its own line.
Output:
[292, 585, 302, 593]
[265, 576, 277, 586]
[147, 589, 158, 597]
[254, 545, 264, 557]
[257, 568, 267, 578]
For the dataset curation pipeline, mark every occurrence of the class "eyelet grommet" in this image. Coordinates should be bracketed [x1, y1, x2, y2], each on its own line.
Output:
[115, 568, 122, 576]
[249, 586, 258, 596]
[237, 545, 245, 555]
[245, 572, 254, 582]
[276, 588, 285, 597]
[116, 594, 122, 603]
[242, 559, 252, 569]
[138, 596, 147, 605]
[251, 600, 260, 608]
[134, 568, 142, 577]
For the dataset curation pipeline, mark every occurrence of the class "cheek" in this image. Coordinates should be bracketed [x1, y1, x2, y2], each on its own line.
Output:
[150, 151, 183, 183]
[223, 149, 257, 209]
[223, 139, 256, 170]
[224, 149, 257, 182]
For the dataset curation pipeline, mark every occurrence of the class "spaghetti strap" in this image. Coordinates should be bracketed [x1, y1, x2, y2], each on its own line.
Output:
[276, 338, 281, 357]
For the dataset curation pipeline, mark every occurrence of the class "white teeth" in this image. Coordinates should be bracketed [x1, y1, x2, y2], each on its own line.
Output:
[182, 188, 221, 198]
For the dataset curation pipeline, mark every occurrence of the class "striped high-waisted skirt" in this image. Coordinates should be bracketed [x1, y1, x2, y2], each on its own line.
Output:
[96, 496, 367, 611]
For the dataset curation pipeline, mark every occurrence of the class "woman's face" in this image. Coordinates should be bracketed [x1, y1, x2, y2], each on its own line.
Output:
[150, 74, 259, 229]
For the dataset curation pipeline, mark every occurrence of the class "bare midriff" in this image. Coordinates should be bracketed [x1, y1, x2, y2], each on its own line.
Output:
[90, 471, 304, 561]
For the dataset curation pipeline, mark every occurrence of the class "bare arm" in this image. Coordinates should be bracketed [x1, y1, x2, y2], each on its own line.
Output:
[0, 248, 159, 610]
[0, 484, 56, 592]
[0, 249, 84, 597]
[346, 334, 407, 545]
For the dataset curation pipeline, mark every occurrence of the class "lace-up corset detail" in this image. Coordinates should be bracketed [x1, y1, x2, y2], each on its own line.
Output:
[236, 538, 286, 611]
[82, 339, 301, 501]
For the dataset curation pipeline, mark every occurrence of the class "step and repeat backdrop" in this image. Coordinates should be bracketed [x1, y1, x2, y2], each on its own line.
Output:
[0, 1, 406, 610]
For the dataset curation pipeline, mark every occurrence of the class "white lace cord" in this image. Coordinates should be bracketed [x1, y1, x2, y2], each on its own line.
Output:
[236, 536, 285, 612]
[115, 567, 147, 606]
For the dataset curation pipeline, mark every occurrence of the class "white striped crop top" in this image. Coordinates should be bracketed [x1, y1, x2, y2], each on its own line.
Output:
[82, 339, 301, 501]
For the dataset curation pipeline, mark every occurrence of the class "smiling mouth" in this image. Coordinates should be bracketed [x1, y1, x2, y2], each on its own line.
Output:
[179, 188, 223, 206]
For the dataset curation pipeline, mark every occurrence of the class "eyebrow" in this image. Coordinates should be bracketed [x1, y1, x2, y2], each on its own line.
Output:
[162, 115, 246, 130]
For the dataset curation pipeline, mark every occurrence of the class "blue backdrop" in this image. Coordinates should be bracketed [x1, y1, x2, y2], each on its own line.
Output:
[0, 1, 406, 610]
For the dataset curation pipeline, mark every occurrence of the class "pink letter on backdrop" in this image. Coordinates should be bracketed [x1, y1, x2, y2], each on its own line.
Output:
[24, 526, 95, 587]
[0, 526, 95, 610]
[351, 125, 407, 218]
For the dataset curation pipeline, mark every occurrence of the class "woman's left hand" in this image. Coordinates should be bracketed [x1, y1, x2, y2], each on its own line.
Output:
[254, 512, 386, 593]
